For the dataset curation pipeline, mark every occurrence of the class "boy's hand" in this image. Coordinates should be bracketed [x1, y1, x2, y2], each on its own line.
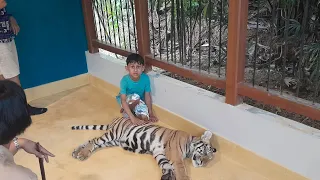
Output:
[149, 113, 159, 123]
[9, 16, 20, 35]
[131, 117, 147, 126]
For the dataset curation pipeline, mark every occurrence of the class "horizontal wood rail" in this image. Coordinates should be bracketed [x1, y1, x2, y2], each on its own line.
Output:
[92, 40, 136, 57]
[82, 0, 98, 53]
[238, 84, 320, 120]
[145, 55, 226, 90]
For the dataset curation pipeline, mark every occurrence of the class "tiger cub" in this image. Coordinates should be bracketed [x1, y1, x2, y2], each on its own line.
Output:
[71, 117, 217, 180]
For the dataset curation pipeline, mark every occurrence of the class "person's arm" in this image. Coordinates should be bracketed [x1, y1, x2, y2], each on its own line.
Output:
[145, 92, 158, 122]
[5, 7, 20, 35]
[9, 16, 20, 35]
[145, 92, 153, 116]
[121, 94, 135, 120]
[145, 75, 153, 114]
[119, 78, 133, 119]
[8, 138, 55, 163]
[8, 139, 19, 155]
[144, 75, 158, 122]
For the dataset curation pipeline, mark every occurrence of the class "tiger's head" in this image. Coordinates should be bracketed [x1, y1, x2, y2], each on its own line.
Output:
[191, 130, 216, 168]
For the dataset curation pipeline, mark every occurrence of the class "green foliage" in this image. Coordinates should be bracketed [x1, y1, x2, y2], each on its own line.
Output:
[253, 0, 320, 86]
[304, 43, 320, 82]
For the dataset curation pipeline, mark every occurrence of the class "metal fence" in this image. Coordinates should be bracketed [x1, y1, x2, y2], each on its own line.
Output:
[82, 0, 320, 121]
[148, 0, 228, 77]
[245, 0, 320, 105]
[93, 0, 138, 51]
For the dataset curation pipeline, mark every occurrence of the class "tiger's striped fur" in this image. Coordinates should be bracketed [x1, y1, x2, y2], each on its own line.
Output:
[71, 117, 216, 180]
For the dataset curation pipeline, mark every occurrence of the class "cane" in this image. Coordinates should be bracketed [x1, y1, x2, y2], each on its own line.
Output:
[36, 142, 46, 180]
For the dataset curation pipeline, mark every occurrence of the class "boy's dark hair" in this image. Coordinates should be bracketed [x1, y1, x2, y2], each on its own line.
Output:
[126, 53, 145, 65]
[0, 80, 32, 145]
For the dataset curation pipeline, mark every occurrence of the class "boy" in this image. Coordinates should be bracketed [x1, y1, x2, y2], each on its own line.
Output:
[0, 1, 47, 115]
[116, 53, 158, 125]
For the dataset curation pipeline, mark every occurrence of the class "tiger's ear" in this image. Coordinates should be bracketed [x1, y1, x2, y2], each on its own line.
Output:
[201, 131, 213, 143]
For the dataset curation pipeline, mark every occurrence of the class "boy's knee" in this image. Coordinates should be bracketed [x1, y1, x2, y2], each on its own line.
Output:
[127, 94, 141, 106]
[128, 99, 140, 109]
[127, 94, 140, 101]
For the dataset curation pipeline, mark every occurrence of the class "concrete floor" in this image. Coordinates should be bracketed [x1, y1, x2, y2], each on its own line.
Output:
[15, 85, 269, 180]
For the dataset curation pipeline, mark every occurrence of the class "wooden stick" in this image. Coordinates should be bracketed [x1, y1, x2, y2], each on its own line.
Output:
[36, 142, 46, 180]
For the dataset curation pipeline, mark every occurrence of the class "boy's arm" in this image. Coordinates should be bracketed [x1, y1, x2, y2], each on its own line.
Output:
[144, 75, 157, 121]
[145, 92, 153, 115]
[119, 78, 133, 119]
[144, 75, 153, 115]
[120, 94, 135, 120]
[145, 92, 158, 122]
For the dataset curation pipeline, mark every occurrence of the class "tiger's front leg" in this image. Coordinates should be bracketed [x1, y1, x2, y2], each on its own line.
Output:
[72, 131, 119, 161]
[153, 151, 176, 180]
[172, 160, 190, 180]
[72, 139, 96, 161]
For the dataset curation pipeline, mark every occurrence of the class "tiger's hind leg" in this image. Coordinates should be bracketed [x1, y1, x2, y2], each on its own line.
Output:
[72, 131, 119, 161]
[153, 151, 176, 180]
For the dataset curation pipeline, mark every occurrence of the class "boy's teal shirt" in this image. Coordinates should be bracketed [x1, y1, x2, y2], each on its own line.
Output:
[116, 73, 151, 104]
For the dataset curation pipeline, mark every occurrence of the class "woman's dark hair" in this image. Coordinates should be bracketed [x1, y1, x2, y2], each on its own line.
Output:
[0, 80, 32, 145]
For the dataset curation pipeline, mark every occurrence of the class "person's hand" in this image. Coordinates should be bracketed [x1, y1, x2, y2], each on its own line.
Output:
[0, 0, 7, 9]
[19, 138, 55, 163]
[131, 117, 147, 126]
[149, 113, 159, 123]
[9, 16, 20, 35]
[149, 111, 159, 123]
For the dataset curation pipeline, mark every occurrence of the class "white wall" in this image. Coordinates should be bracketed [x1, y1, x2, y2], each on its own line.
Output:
[86, 51, 320, 180]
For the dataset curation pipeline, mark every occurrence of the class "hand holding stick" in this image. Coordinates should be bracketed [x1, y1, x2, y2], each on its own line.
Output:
[36, 142, 46, 180]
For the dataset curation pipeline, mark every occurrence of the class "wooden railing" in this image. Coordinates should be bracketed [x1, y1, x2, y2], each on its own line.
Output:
[81, 0, 320, 121]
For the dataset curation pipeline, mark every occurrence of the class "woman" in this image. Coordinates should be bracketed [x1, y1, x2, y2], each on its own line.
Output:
[0, 80, 55, 179]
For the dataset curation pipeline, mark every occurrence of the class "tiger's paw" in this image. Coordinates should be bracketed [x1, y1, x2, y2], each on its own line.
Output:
[161, 169, 176, 180]
[72, 142, 94, 161]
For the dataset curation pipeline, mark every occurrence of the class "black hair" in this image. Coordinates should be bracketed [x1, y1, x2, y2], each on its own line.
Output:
[0, 80, 32, 145]
[126, 53, 145, 65]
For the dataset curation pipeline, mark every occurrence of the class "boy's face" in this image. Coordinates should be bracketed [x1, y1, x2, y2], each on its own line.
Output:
[126, 62, 144, 80]
[0, 0, 7, 9]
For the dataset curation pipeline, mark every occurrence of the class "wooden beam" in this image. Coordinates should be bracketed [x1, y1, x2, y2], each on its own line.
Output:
[134, 0, 152, 71]
[238, 84, 320, 120]
[146, 55, 226, 90]
[81, 0, 99, 53]
[225, 0, 249, 105]
[92, 40, 135, 57]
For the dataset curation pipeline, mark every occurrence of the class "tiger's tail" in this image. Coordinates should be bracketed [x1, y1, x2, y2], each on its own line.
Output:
[71, 124, 110, 131]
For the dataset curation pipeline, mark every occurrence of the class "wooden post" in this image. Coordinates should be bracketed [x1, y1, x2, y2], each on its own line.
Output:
[134, 0, 152, 71]
[82, 0, 99, 53]
[225, 0, 249, 105]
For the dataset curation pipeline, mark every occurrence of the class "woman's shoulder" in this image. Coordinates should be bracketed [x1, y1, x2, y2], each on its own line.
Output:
[0, 163, 38, 180]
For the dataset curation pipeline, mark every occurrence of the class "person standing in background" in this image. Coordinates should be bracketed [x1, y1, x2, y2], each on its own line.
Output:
[0, 0, 47, 115]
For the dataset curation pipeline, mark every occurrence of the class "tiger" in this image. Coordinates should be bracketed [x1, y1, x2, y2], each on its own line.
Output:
[71, 117, 217, 180]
